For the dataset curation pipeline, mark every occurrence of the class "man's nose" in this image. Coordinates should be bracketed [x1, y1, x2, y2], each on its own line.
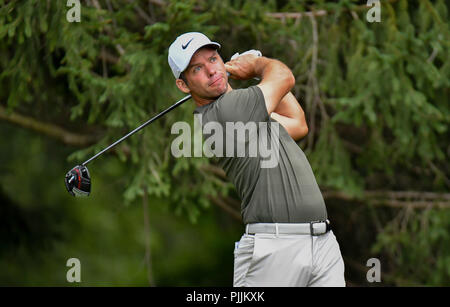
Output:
[205, 63, 216, 76]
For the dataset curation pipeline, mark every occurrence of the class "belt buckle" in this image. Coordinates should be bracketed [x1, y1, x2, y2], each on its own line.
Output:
[310, 220, 324, 236]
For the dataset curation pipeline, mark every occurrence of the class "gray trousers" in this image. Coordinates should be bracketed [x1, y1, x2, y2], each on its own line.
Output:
[233, 230, 345, 287]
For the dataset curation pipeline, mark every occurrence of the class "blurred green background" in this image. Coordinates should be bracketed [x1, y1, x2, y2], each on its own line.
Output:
[0, 0, 448, 286]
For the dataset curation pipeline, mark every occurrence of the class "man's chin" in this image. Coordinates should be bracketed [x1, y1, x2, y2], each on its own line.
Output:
[194, 83, 229, 102]
[210, 85, 228, 98]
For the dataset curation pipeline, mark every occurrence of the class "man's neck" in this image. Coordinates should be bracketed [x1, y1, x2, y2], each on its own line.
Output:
[194, 83, 233, 107]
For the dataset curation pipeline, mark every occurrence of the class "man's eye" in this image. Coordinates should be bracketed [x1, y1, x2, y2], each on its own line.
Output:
[211, 57, 217, 62]
[193, 66, 201, 73]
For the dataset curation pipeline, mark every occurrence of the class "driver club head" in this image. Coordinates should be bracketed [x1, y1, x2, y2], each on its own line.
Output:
[65, 165, 91, 197]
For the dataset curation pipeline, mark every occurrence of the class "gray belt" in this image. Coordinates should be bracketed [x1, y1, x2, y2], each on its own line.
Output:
[245, 220, 331, 236]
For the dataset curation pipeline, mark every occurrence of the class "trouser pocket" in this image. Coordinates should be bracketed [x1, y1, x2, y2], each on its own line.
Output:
[233, 235, 255, 287]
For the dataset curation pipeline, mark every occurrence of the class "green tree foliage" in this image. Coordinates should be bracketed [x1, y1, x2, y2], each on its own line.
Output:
[0, 0, 448, 286]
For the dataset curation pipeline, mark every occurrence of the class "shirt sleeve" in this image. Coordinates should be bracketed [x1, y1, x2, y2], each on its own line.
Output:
[216, 86, 269, 124]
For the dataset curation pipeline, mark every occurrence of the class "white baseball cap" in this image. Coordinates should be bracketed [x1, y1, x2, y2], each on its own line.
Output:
[168, 32, 221, 79]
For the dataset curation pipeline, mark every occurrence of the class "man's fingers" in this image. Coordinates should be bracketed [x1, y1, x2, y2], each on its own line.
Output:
[225, 63, 238, 79]
[224, 60, 236, 67]
[225, 62, 240, 80]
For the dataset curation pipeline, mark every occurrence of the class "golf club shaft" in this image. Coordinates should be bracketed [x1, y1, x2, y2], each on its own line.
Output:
[82, 94, 192, 166]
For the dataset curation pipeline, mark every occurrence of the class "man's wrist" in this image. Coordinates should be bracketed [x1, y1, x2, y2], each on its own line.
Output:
[253, 56, 270, 78]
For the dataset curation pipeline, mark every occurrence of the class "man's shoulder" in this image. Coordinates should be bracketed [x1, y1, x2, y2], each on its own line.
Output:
[221, 86, 262, 101]
[195, 86, 266, 123]
[217, 86, 263, 110]
[194, 87, 250, 115]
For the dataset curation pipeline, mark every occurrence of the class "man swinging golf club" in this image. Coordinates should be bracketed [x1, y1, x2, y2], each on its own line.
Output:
[168, 32, 345, 287]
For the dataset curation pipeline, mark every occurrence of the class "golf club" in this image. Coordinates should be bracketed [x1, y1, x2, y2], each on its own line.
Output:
[65, 51, 261, 197]
[65, 94, 192, 197]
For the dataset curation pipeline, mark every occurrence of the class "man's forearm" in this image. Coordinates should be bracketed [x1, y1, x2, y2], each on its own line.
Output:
[273, 92, 302, 119]
[254, 57, 295, 114]
[225, 54, 295, 116]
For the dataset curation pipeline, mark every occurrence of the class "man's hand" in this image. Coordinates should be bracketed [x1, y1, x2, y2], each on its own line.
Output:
[224, 54, 261, 80]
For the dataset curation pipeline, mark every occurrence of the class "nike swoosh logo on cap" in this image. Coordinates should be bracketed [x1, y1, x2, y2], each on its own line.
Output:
[182, 38, 194, 49]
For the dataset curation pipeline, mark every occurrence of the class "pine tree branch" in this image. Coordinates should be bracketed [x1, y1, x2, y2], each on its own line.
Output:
[148, 0, 166, 7]
[306, 13, 329, 149]
[323, 190, 450, 209]
[207, 195, 242, 222]
[199, 164, 227, 180]
[305, 14, 318, 150]
[99, 49, 120, 64]
[267, 10, 327, 20]
[0, 105, 101, 147]
[364, 190, 450, 201]
[266, 0, 399, 21]
[142, 186, 156, 287]
[90, 0, 126, 56]
[127, 0, 154, 25]
[421, 0, 450, 40]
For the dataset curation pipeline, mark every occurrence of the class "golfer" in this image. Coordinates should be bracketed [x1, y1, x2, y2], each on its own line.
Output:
[168, 32, 345, 287]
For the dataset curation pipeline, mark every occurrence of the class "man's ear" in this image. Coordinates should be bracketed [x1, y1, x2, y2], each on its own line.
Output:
[176, 79, 190, 94]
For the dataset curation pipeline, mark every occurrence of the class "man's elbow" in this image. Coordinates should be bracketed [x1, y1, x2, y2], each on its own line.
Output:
[285, 71, 295, 91]
[273, 58, 295, 90]
[299, 124, 308, 138]
[293, 122, 308, 141]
